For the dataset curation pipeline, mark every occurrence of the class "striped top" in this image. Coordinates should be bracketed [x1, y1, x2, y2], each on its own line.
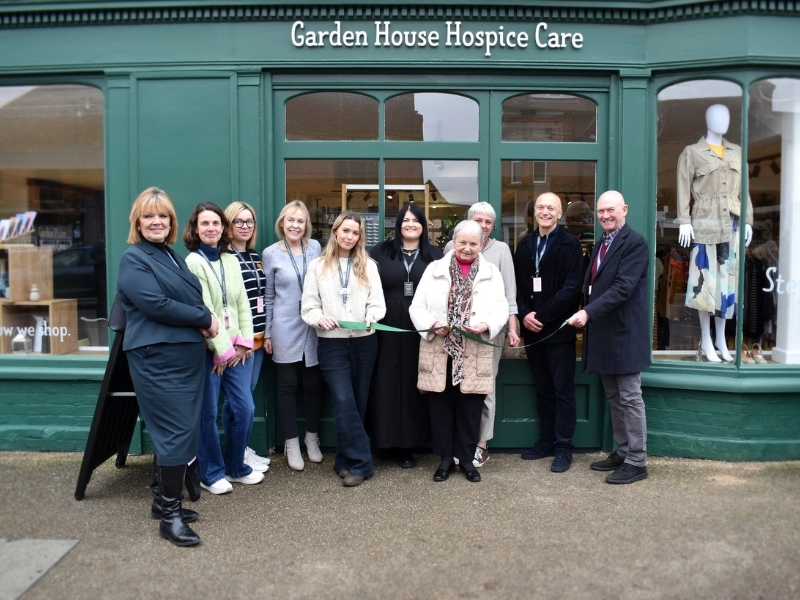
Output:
[228, 247, 267, 348]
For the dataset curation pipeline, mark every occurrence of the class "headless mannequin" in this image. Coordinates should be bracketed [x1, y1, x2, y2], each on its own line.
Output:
[678, 104, 752, 363]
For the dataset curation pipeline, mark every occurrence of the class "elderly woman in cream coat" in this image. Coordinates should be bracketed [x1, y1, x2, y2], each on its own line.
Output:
[409, 220, 509, 483]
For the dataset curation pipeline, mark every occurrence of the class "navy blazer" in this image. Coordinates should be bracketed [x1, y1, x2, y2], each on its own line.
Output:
[117, 239, 212, 352]
[514, 227, 583, 345]
[581, 224, 651, 374]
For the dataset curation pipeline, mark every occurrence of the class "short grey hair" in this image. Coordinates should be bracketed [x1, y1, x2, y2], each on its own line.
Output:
[467, 201, 496, 221]
[452, 219, 484, 244]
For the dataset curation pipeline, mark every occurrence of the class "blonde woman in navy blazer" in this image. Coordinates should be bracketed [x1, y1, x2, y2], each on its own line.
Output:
[118, 187, 218, 546]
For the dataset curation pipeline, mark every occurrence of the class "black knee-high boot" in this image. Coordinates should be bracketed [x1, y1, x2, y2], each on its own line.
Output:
[150, 456, 198, 523]
[157, 464, 201, 547]
[184, 457, 202, 502]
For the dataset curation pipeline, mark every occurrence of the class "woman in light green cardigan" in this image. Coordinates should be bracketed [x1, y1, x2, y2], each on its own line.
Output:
[184, 202, 261, 495]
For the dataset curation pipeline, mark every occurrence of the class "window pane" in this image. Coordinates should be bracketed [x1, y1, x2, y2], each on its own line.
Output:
[655, 79, 744, 361]
[385, 93, 478, 141]
[747, 78, 800, 365]
[386, 160, 478, 249]
[0, 84, 106, 355]
[285, 92, 378, 140]
[285, 159, 379, 246]
[500, 160, 596, 253]
[502, 94, 597, 142]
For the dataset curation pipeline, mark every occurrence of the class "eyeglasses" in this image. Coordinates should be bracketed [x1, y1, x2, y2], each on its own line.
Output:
[233, 219, 256, 228]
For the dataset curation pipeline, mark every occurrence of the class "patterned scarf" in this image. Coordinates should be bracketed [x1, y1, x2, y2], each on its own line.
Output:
[443, 253, 480, 386]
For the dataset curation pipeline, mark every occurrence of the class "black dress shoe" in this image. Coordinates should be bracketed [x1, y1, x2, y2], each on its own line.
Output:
[397, 451, 416, 469]
[606, 463, 648, 484]
[590, 452, 625, 471]
[460, 464, 481, 483]
[433, 463, 455, 482]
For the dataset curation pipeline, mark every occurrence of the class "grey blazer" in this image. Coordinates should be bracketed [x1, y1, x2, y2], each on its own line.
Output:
[117, 239, 212, 352]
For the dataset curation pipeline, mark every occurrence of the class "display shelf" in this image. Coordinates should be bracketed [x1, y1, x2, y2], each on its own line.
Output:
[0, 299, 78, 355]
[0, 245, 53, 302]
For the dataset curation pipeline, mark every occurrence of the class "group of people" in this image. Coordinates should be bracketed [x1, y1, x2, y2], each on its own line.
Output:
[117, 185, 651, 547]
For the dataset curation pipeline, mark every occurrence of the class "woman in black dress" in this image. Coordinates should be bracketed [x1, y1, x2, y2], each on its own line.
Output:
[368, 203, 443, 468]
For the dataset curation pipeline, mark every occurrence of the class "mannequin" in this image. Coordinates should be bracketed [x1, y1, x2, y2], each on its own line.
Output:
[676, 104, 753, 362]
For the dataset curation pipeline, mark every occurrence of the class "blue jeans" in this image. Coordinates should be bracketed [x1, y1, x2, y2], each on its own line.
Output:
[317, 335, 377, 478]
[197, 351, 255, 484]
[247, 346, 266, 395]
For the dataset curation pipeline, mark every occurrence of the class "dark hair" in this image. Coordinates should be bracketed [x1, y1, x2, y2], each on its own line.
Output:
[381, 204, 436, 262]
[183, 202, 232, 251]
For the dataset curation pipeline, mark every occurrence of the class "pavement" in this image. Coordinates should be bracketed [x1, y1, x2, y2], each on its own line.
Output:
[1, 450, 799, 600]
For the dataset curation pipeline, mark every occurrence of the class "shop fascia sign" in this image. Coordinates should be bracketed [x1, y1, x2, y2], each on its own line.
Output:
[291, 21, 584, 57]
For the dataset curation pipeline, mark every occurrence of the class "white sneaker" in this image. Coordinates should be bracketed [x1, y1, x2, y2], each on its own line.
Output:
[453, 457, 460, 465]
[245, 446, 270, 466]
[200, 478, 233, 495]
[225, 471, 265, 485]
[244, 452, 269, 473]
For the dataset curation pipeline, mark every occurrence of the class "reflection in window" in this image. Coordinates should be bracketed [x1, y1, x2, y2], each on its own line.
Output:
[285, 92, 378, 140]
[747, 78, 800, 365]
[386, 160, 478, 249]
[0, 84, 106, 355]
[500, 160, 596, 253]
[285, 159, 379, 246]
[386, 93, 479, 141]
[655, 79, 744, 361]
[502, 94, 597, 142]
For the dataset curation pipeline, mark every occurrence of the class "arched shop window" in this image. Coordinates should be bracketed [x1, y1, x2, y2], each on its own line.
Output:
[746, 78, 800, 365]
[0, 84, 106, 356]
[285, 92, 378, 140]
[385, 93, 478, 141]
[655, 76, 800, 366]
[499, 94, 598, 253]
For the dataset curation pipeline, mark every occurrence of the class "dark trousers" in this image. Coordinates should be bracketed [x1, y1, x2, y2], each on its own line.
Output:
[526, 341, 577, 450]
[275, 361, 323, 439]
[317, 335, 377, 478]
[428, 360, 485, 466]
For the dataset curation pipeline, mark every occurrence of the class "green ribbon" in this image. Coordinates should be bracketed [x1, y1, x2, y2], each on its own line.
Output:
[337, 320, 568, 348]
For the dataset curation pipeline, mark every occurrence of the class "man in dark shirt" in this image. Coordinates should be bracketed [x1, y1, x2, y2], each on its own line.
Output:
[515, 192, 583, 473]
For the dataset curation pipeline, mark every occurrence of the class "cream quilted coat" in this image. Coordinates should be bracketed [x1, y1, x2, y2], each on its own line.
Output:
[409, 251, 509, 395]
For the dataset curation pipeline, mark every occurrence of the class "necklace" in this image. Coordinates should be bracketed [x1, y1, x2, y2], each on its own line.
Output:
[402, 247, 419, 256]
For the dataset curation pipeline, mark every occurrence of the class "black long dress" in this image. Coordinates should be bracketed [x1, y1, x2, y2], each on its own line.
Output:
[368, 241, 443, 449]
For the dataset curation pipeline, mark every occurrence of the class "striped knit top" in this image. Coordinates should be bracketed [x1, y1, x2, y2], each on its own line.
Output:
[228, 247, 267, 350]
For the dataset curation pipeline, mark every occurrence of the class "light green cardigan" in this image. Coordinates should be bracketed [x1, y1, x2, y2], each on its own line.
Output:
[186, 251, 254, 364]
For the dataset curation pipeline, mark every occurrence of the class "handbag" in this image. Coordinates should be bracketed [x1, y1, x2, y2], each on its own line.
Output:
[108, 292, 127, 332]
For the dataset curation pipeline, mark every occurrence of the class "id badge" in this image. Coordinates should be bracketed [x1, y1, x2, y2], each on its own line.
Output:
[257, 296, 264, 313]
[403, 281, 414, 297]
[340, 287, 350, 296]
[532, 277, 542, 293]
[340, 306, 352, 321]
[222, 309, 231, 328]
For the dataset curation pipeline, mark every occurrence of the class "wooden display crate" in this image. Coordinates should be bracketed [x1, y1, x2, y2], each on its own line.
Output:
[0, 299, 78, 355]
[0, 245, 54, 302]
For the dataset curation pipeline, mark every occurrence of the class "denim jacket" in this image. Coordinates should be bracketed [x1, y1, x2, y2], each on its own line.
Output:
[675, 137, 753, 244]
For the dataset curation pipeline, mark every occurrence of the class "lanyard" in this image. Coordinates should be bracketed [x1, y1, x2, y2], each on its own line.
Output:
[234, 248, 264, 296]
[198, 249, 227, 309]
[283, 239, 307, 293]
[338, 256, 351, 306]
[535, 234, 548, 276]
[401, 248, 419, 281]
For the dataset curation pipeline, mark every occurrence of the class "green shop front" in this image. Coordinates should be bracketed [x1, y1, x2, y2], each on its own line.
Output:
[1, 0, 798, 460]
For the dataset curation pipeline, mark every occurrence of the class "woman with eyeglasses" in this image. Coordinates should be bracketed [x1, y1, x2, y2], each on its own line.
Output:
[262, 200, 324, 471]
[301, 211, 386, 487]
[224, 201, 271, 474]
[444, 202, 520, 469]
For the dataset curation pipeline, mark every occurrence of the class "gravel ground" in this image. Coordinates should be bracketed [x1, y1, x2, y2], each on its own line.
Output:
[1, 450, 799, 600]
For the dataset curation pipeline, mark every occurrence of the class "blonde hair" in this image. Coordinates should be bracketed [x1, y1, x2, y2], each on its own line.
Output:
[224, 201, 259, 250]
[127, 187, 178, 245]
[318, 211, 372, 288]
[275, 200, 312, 240]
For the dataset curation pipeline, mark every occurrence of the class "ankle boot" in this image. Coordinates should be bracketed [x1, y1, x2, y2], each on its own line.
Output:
[149, 456, 198, 523]
[304, 432, 323, 463]
[285, 437, 305, 471]
[157, 464, 201, 546]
